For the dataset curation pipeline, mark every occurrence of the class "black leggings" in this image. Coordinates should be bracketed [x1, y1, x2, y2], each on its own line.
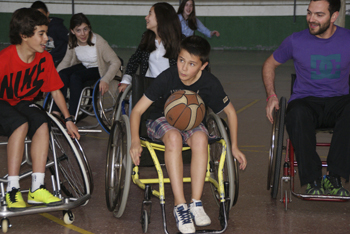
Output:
[52, 64, 99, 115]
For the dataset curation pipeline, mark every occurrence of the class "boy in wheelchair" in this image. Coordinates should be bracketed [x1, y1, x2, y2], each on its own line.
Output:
[0, 8, 80, 210]
[130, 35, 247, 233]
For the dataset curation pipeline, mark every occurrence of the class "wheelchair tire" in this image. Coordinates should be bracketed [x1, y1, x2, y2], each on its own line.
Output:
[47, 113, 92, 201]
[267, 97, 286, 199]
[206, 112, 236, 211]
[112, 84, 132, 123]
[105, 115, 132, 217]
[93, 79, 120, 134]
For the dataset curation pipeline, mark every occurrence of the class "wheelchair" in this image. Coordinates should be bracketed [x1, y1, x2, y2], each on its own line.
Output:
[105, 75, 239, 233]
[0, 112, 93, 233]
[44, 58, 124, 134]
[267, 74, 350, 211]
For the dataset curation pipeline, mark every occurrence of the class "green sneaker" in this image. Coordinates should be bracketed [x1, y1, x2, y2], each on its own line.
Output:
[323, 175, 350, 197]
[28, 185, 62, 206]
[6, 188, 26, 210]
[306, 178, 324, 195]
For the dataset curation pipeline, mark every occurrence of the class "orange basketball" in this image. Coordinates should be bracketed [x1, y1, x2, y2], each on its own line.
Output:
[164, 90, 205, 131]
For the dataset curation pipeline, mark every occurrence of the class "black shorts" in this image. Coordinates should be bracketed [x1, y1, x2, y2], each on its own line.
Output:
[0, 100, 50, 139]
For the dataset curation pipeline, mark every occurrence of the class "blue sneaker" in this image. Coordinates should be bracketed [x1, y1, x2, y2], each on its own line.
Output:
[173, 204, 195, 234]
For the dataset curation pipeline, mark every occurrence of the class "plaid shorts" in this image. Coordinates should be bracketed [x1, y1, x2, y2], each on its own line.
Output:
[146, 117, 209, 143]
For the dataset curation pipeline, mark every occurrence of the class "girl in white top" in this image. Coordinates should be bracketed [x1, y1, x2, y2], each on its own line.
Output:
[118, 2, 182, 92]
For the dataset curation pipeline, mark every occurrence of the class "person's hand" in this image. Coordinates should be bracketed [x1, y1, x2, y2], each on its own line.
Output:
[118, 83, 129, 93]
[231, 147, 247, 170]
[130, 140, 142, 165]
[66, 121, 80, 140]
[211, 30, 220, 37]
[99, 80, 109, 96]
[266, 95, 279, 124]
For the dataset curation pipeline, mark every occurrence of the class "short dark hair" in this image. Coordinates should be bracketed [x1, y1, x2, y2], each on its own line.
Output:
[311, 0, 340, 16]
[180, 35, 210, 64]
[31, 1, 48, 14]
[68, 13, 94, 49]
[9, 8, 49, 45]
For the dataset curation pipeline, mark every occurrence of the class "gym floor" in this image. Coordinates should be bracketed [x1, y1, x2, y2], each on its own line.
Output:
[1, 47, 350, 234]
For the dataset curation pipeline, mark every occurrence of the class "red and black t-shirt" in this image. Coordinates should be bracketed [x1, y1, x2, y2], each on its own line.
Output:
[0, 45, 63, 106]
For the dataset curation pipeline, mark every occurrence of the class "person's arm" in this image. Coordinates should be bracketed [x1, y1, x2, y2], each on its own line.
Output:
[50, 89, 80, 140]
[118, 47, 144, 92]
[196, 18, 213, 38]
[223, 102, 247, 170]
[56, 46, 73, 72]
[262, 54, 282, 124]
[129, 95, 153, 165]
[99, 40, 121, 95]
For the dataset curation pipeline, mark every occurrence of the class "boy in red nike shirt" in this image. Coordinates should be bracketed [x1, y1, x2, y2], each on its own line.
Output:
[0, 8, 80, 210]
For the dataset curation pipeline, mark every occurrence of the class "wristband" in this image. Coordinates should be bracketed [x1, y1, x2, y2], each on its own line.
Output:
[266, 94, 277, 102]
[65, 116, 75, 123]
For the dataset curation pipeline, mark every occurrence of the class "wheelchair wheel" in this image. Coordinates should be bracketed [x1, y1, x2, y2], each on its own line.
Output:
[93, 78, 120, 134]
[43, 89, 93, 123]
[105, 115, 132, 217]
[47, 114, 92, 200]
[206, 112, 237, 211]
[267, 97, 286, 199]
[112, 84, 132, 123]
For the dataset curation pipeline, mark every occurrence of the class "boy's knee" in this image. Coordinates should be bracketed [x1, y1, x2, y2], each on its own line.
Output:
[188, 131, 208, 147]
[163, 130, 182, 147]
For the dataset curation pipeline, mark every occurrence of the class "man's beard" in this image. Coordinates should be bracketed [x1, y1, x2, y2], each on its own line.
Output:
[308, 19, 331, 36]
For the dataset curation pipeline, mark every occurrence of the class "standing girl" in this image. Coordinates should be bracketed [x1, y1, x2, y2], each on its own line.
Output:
[177, 0, 220, 38]
[53, 13, 122, 116]
[118, 2, 182, 92]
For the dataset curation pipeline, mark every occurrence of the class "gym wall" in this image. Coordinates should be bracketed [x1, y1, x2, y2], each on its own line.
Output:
[0, 0, 349, 50]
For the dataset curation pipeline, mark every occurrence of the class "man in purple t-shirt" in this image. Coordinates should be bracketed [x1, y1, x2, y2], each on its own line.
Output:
[262, 0, 350, 197]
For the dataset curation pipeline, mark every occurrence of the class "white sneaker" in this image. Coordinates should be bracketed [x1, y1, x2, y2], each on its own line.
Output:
[173, 203, 195, 234]
[189, 200, 211, 226]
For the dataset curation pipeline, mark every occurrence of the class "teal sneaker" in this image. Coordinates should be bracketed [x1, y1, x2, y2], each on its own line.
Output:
[306, 178, 324, 195]
[323, 175, 350, 197]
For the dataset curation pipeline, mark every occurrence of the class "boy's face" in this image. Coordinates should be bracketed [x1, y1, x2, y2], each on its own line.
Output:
[177, 49, 208, 86]
[22, 25, 48, 53]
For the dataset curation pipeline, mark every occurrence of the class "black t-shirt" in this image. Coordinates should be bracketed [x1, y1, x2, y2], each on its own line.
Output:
[144, 65, 230, 120]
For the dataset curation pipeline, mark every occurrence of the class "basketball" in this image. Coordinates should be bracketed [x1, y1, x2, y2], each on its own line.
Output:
[164, 90, 205, 131]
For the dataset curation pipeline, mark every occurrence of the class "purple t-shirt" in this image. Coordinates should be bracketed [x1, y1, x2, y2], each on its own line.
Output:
[273, 27, 350, 102]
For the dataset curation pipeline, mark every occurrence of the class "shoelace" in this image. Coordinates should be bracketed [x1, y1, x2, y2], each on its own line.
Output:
[177, 207, 192, 224]
[8, 188, 19, 202]
[329, 176, 342, 188]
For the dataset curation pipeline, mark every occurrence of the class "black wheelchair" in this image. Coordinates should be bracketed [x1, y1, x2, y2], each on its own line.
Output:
[105, 75, 240, 233]
[0, 112, 93, 233]
[267, 74, 350, 210]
